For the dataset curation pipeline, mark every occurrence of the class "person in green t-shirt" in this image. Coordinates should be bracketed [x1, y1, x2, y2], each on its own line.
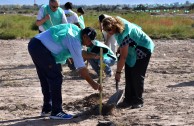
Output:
[36, 0, 67, 33]
[82, 40, 117, 80]
[102, 16, 155, 109]
[77, 7, 85, 29]
[28, 24, 102, 120]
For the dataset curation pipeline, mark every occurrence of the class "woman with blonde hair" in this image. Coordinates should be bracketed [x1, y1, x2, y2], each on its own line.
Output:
[102, 16, 154, 109]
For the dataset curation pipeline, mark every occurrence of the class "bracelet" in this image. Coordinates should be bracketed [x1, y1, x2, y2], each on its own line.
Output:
[116, 71, 122, 74]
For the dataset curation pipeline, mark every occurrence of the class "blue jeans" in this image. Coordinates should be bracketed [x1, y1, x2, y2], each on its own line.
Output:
[28, 37, 63, 114]
[88, 57, 116, 76]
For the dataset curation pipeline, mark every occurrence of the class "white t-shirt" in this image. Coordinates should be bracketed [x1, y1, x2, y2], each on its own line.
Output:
[102, 30, 117, 54]
[64, 9, 79, 24]
[35, 30, 85, 69]
[37, 6, 68, 32]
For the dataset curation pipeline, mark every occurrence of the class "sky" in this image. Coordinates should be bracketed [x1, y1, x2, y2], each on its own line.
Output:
[0, 0, 194, 5]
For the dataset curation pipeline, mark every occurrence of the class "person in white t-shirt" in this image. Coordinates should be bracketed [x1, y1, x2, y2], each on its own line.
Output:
[63, 2, 81, 70]
[64, 2, 80, 28]
[36, 0, 67, 33]
[98, 14, 117, 54]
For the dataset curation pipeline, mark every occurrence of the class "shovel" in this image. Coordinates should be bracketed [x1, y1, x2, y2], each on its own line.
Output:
[106, 80, 124, 106]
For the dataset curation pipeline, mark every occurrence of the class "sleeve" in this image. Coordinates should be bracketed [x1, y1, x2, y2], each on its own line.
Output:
[120, 35, 136, 48]
[61, 11, 68, 23]
[65, 35, 85, 69]
[37, 6, 44, 20]
[73, 12, 79, 23]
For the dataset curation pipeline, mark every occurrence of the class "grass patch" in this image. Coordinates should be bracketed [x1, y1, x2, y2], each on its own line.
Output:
[0, 12, 194, 40]
[0, 14, 38, 39]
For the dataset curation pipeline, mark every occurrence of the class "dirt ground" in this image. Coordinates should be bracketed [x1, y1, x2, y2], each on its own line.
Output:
[0, 39, 194, 126]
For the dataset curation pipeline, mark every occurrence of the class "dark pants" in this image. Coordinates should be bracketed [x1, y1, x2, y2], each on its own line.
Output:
[66, 58, 76, 70]
[39, 30, 42, 33]
[28, 37, 63, 114]
[124, 50, 151, 105]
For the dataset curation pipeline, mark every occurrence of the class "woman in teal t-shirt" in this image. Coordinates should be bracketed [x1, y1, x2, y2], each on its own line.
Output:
[102, 16, 154, 109]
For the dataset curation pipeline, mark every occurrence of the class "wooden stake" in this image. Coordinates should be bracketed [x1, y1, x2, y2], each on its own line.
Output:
[99, 47, 103, 115]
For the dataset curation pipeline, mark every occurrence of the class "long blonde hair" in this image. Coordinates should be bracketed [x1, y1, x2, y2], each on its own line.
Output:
[102, 16, 124, 33]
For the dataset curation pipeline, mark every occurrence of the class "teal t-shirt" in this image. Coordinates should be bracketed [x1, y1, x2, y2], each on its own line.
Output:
[42, 5, 64, 30]
[78, 15, 85, 29]
[115, 16, 154, 67]
[50, 24, 81, 64]
[87, 40, 117, 61]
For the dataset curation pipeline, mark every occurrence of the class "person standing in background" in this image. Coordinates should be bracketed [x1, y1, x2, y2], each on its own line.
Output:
[64, 2, 80, 70]
[64, 2, 80, 28]
[36, 0, 67, 33]
[77, 7, 85, 29]
[98, 14, 117, 54]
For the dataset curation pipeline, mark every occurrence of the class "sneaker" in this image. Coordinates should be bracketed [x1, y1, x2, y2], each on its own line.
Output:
[41, 111, 51, 117]
[106, 71, 113, 77]
[117, 101, 132, 109]
[41, 106, 51, 117]
[50, 111, 73, 120]
[132, 104, 143, 109]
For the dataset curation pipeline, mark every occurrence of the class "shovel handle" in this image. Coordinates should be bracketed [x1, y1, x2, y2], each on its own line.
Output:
[116, 80, 119, 91]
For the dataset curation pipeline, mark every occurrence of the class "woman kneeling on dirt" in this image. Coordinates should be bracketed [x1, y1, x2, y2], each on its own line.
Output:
[28, 24, 102, 119]
[102, 16, 155, 109]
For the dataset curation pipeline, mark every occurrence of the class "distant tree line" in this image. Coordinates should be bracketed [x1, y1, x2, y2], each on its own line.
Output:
[133, 3, 194, 11]
[0, 1, 194, 14]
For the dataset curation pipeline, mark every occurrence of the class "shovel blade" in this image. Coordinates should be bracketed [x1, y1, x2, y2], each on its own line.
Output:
[107, 89, 124, 105]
